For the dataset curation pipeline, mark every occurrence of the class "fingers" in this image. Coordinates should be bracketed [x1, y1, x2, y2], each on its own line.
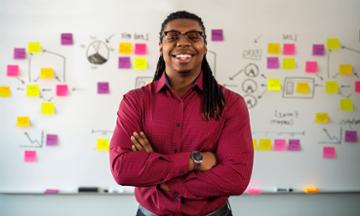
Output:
[130, 131, 154, 152]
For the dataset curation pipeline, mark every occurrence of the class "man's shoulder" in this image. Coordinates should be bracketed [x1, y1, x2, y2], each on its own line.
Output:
[218, 84, 245, 104]
[123, 81, 158, 99]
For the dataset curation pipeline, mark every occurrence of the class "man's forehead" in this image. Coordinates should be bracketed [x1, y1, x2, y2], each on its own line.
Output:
[163, 19, 202, 31]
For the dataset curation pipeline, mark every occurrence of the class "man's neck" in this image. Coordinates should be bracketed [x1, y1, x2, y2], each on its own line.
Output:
[166, 70, 201, 97]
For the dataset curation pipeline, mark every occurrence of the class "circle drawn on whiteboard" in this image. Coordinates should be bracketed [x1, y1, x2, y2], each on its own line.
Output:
[87, 41, 109, 65]
[242, 79, 258, 93]
[244, 63, 259, 78]
[244, 94, 257, 109]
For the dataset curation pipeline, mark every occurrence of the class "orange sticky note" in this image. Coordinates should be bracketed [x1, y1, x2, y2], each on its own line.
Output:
[40, 68, 54, 78]
[296, 82, 309, 93]
[0, 86, 11, 97]
[316, 113, 328, 123]
[327, 38, 340, 49]
[340, 99, 353, 111]
[339, 64, 352, 75]
[24, 150, 37, 162]
[267, 43, 280, 54]
[17, 117, 30, 127]
[304, 188, 319, 193]
[325, 81, 338, 93]
[253, 139, 257, 151]
[119, 43, 132, 54]
[258, 139, 271, 151]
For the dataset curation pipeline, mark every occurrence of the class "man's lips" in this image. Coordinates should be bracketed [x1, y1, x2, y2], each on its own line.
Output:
[171, 53, 196, 62]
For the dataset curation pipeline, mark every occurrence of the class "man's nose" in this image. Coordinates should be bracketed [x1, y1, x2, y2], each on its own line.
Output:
[176, 35, 190, 47]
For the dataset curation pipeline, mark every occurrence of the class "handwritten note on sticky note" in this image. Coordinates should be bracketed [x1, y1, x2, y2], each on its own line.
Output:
[306, 61, 318, 73]
[119, 43, 132, 54]
[7, 65, 19, 77]
[17, 117, 30, 127]
[325, 81, 338, 93]
[258, 139, 271, 151]
[296, 82, 309, 94]
[345, 131, 357, 143]
[355, 81, 360, 93]
[119, 57, 131, 68]
[253, 139, 257, 151]
[274, 139, 286, 151]
[282, 58, 296, 69]
[316, 113, 328, 123]
[267, 43, 280, 54]
[40, 68, 54, 78]
[268, 79, 281, 91]
[313, 44, 325, 56]
[24, 150, 37, 162]
[135, 43, 147, 55]
[323, 147, 335, 159]
[327, 38, 340, 49]
[0, 86, 11, 97]
[288, 139, 300, 151]
[211, 29, 224, 41]
[340, 99, 353, 111]
[61, 33, 73, 45]
[41, 102, 55, 114]
[339, 64, 352, 75]
[56, 85, 68, 96]
[14, 48, 26, 59]
[98, 82, 109, 94]
[134, 58, 147, 69]
[267, 57, 279, 69]
[26, 85, 40, 97]
[96, 139, 109, 151]
[28, 42, 41, 53]
[46, 134, 58, 146]
[283, 44, 295, 55]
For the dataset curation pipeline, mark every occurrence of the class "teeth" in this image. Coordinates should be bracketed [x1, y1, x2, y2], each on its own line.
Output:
[176, 54, 191, 59]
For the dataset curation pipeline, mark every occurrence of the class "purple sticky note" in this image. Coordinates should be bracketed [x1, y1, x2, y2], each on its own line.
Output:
[345, 131, 357, 143]
[135, 43, 147, 55]
[288, 139, 300, 151]
[273, 139, 286, 151]
[98, 82, 109, 94]
[14, 48, 26, 59]
[211, 29, 223, 41]
[283, 44, 295, 55]
[56, 85, 68, 96]
[119, 57, 131, 69]
[46, 134, 58, 146]
[306, 61, 318, 73]
[313, 44, 325, 56]
[61, 33, 73, 45]
[323, 147, 335, 159]
[45, 189, 58, 194]
[7, 65, 19, 77]
[267, 57, 279, 69]
[24, 150, 36, 162]
[355, 81, 360, 93]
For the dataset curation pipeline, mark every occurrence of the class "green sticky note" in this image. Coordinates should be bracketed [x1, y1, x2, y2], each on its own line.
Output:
[282, 58, 296, 69]
[340, 99, 353, 111]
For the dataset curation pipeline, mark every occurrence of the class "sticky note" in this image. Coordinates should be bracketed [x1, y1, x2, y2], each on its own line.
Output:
[119, 57, 131, 69]
[325, 81, 338, 93]
[28, 42, 41, 53]
[268, 79, 281, 91]
[17, 117, 30, 127]
[339, 64, 352, 75]
[40, 68, 54, 78]
[304, 188, 319, 193]
[313, 44, 325, 56]
[305, 61, 318, 73]
[24, 150, 37, 162]
[267, 43, 280, 54]
[267, 57, 279, 69]
[0, 86, 11, 97]
[135, 43, 147, 55]
[258, 139, 271, 151]
[283, 44, 295, 55]
[45, 189, 58, 194]
[323, 147, 335, 159]
[315, 113, 328, 123]
[46, 134, 58, 146]
[41, 102, 55, 114]
[246, 189, 261, 194]
[98, 82, 109, 94]
[134, 58, 147, 69]
[355, 81, 360, 93]
[282, 58, 296, 69]
[26, 85, 40, 97]
[345, 131, 357, 143]
[340, 99, 353, 111]
[14, 48, 26, 59]
[119, 43, 132, 54]
[7, 65, 19, 77]
[273, 139, 286, 151]
[296, 82, 309, 94]
[56, 85, 68, 96]
[96, 139, 109, 151]
[288, 139, 300, 151]
[327, 38, 340, 49]
[61, 33, 73, 45]
[211, 29, 223, 41]
[253, 139, 257, 151]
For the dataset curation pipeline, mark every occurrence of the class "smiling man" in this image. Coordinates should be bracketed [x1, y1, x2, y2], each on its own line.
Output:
[110, 11, 254, 216]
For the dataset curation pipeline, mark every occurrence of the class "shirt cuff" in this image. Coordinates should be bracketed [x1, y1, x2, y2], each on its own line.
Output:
[167, 176, 184, 199]
[170, 152, 189, 179]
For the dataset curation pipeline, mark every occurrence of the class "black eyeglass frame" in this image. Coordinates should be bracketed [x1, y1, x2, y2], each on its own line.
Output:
[162, 30, 204, 43]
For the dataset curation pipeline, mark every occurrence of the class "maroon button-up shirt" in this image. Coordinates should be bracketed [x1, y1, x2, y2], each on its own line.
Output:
[110, 71, 253, 216]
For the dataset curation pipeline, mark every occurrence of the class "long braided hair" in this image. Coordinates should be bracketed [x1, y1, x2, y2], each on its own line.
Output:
[153, 11, 226, 121]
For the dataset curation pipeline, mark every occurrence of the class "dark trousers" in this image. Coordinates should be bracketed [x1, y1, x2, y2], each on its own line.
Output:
[136, 207, 233, 216]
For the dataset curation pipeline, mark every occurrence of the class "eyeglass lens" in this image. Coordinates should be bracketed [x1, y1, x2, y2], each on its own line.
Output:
[166, 31, 201, 43]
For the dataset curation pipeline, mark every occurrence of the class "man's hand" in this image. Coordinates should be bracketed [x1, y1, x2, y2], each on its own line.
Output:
[189, 152, 218, 171]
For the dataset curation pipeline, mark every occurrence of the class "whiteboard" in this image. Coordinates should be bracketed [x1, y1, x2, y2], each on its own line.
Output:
[0, 0, 359, 194]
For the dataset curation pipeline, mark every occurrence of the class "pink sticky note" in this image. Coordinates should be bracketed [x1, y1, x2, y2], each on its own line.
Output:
[119, 57, 131, 68]
[211, 29, 223, 41]
[323, 147, 335, 159]
[355, 81, 360, 93]
[14, 48, 26, 59]
[56, 85, 68, 96]
[283, 44, 295, 55]
[273, 139, 286, 151]
[288, 139, 300, 151]
[24, 150, 37, 162]
[61, 33, 73, 45]
[45, 189, 58, 194]
[345, 131, 357, 143]
[313, 44, 325, 56]
[98, 82, 109, 94]
[267, 57, 279, 69]
[7, 65, 19, 77]
[306, 61, 318, 73]
[46, 134, 58, 146]
[247, 189, 261, 194]
[134, 43, 147, 55]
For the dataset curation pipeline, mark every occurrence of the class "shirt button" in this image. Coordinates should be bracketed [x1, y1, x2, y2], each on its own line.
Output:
[174, 149, 178, 153]
[180, 170, 184, 174]
[175, 195, 179, 199]
[176, 123, 180, 127]
[174, 192, 179, 195]
[179, 100, 182, 103]
[160, 179, 164, 182]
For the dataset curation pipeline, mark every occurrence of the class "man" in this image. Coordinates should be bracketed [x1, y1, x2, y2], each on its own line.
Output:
[110, 11, 253, 216]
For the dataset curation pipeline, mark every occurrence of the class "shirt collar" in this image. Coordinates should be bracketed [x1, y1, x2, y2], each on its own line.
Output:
[155, 71, 204, 93]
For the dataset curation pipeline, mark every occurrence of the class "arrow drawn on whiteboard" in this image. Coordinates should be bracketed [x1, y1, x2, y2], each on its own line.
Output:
[20, 131, 44, 148]
[327, 50, 331, 79]
[229, 69, 243, 80]
[252, 131, 305, 136]
[28, 53, 32, 83]
[254, 35, 262, 43]
[315, 74, 323, 80]
[261, 74, 267, 79]
[92, 129, 114, 135]
[257, 89, 267, 99]
[17, 77, 25, 84]
[318, 128, 342, 144]
[341, 46, 360, 54]
[43, 49, 66, 82]
[354, 73, 360, 79]
[105, 34, 115, 43]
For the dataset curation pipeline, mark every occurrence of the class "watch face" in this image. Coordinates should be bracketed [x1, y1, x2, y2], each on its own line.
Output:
[192, 152, 203, 161]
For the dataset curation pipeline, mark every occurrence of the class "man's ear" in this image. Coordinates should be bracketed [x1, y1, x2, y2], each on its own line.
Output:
[159, 42, 163, 55]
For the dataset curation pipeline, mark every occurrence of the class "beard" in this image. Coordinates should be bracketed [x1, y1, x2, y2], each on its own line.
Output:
[176, 70, 191, 74]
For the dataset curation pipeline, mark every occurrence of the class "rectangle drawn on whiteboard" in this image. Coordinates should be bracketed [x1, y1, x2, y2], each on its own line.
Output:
[283, 77, 314, 99]
[135, 77, 153, 88]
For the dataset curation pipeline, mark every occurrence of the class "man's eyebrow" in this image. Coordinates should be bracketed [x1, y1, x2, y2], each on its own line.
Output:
[165, 29, 201, 32]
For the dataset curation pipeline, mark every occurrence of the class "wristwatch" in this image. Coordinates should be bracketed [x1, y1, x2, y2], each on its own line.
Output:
[191, 151, 203, 171]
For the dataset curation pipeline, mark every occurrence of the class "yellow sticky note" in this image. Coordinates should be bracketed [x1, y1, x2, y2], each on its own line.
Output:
[327, 38, 340, 49]
[253, 139, 257, 151]
[41, 102, 55, 114]
[325, 81, 338, 93]
[340, 99, 353, 111]
[40, 68, 54, 78]
[339, 64, 352, 75]
[96, 139, 109, 151]
[282, 58, 296, 69]
[134, 58, 147, 69]
[267, 43, 280, 54]
[119, 43, 132, 54]
[17, 117, 30, 127]
[316, 113, 328, 123]
[0, 86, 11, 97]
[268, 79, 281, 91]
[296, 82, 309, 93]
[258, 139, 272, 151]
[26, 85, 40, 97]
[28, 42, 41, 53]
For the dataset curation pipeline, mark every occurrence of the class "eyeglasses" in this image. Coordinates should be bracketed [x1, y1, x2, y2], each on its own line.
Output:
[162, 30, 204, 43]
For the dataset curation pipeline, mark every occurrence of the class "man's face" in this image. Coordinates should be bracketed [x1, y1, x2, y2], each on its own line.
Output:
[159, 19, 207, 74]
